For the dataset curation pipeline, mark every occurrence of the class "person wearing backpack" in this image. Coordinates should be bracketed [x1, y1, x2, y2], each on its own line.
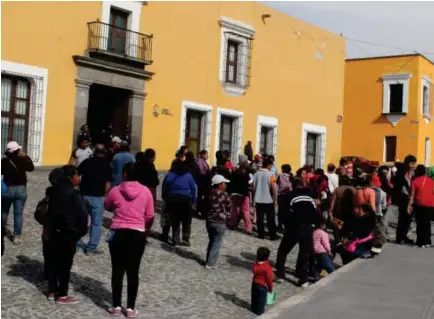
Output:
[277, 164, 293, 231]
[1, 141, 34, 245]
[44, 165, 89, 304]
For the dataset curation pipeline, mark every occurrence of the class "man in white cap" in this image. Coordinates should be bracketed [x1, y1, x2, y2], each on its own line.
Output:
[205, 174, 231, 269]
[1, 141, 34, 244]
[107, 136, 122, 162]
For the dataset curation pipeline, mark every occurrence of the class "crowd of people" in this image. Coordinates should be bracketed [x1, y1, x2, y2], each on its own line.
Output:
[1, 128, 434, 316]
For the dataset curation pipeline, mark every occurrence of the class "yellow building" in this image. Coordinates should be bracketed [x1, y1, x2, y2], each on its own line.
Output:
[342, 54, 434, 166]
[2, 1, 345, 170]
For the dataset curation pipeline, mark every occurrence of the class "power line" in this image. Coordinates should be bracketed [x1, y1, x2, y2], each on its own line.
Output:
[342, 34, 434, 56]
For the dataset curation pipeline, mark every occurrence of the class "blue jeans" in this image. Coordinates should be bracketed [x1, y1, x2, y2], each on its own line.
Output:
[1, 186, 27, 236]
[206, 222, 226, 266]
[83, 196, 104, 252]
[314, 253, 334, 274]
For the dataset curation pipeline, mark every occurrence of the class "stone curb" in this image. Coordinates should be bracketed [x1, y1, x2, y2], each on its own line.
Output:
[259, 257, 366, 319]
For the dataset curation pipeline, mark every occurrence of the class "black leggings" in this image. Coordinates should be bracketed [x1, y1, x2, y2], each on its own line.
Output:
[166, 195, 193, 243]
[46, 231, 77, 296]
[109, 229, 146, 309]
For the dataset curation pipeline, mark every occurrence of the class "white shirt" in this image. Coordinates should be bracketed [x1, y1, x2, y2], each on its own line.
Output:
[325, 172, 339, 194]
[74, 147, 93, 167]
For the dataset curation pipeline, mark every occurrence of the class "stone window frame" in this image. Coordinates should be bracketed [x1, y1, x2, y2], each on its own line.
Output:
[214, 107, 244, 164]
[421, 75, 432, 122]
[100, 1, 143, 57]
[256, 115, 278, 158]
[218, 16, 255, 97]
[300, 123, 327, 169]
[381, 73, 411, 126]
[1, 60, 48, 166]
[179, 100, 213, 156]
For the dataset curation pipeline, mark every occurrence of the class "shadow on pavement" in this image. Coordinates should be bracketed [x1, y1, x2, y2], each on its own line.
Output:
[6, 255, 111, 310]
[225, 255, 252, 270]
[214, 291, 251, 312]
[160, 243, 204, 266]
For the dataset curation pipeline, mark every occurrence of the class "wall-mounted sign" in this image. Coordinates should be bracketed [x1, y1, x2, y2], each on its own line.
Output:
[337, 114, 343, 123]
[153, 104, 173, 117]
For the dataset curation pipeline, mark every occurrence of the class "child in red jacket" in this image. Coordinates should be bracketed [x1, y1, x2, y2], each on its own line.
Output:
[251, 247, 274, 315]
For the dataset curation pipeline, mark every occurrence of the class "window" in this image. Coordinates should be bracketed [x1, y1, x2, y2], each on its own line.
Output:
[382, 73, 411, 124]
[215, 108, 243, 164]
[219, 16, 255, 96]
[108, 8, 129, 54]
[185, 110, 203, 157]
[225, 40, 239, 84]
[300, 123, 326, 169]
[384, 136, 397, 162]
[1, 75, 31, 154]
[305, 133, 318, 168]
[389, 84, 404, 113]
[421, 77, 432, 118]
[425, 137, 431, 166]
[256, 115, 278, 157]
[259, 126, 273, 155]
[219, 116, 233, 152]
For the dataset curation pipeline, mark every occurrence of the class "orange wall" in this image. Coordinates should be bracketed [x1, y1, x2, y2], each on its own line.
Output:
[2, 2, 345, 169]
[141, 1, 346, 169]
[416, 58, 434, 166]
[342, 56, 422, 163]
[1, 2, 102, 166]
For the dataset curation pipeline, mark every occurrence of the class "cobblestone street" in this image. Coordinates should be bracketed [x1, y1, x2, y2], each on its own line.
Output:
[1, 171, 302, 319]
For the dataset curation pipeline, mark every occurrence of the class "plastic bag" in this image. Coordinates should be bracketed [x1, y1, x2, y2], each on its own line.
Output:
[267, 290, 276, 305]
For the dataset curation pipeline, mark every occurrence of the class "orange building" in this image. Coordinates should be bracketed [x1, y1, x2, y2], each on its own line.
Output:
[2, 2, 346, 169]
[342, 54, 434, 166]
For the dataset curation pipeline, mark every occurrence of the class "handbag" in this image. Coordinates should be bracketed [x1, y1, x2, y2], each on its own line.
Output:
[34, 196, 50, 225]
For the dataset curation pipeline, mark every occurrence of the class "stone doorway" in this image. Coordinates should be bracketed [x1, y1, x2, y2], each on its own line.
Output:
[87, 84, 131, 144]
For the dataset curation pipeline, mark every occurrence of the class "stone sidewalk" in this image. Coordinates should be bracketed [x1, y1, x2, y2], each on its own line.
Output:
[1, 171, 304, 319]
[263, 240, 434, 319]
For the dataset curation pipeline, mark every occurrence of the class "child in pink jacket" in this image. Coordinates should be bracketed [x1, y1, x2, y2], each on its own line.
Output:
[104, 162, 154, 318]
[312, 218, 334, 274]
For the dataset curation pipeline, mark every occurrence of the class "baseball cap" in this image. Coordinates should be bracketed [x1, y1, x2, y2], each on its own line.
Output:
[211, 174, 230, 186]
[6, 141, 21, 153]
[112, 136, 122, 143]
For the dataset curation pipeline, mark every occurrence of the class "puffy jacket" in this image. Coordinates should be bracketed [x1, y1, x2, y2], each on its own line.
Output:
[48, 181, 89, 239]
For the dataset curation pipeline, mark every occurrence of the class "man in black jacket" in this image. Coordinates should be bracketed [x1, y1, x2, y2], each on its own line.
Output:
[275, 178, 320, 287]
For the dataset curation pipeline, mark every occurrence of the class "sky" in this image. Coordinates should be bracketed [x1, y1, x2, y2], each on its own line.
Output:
[265, 1, 434, 62]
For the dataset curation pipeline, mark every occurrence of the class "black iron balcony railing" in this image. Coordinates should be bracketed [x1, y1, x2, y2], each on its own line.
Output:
[87, 20, 153, 63]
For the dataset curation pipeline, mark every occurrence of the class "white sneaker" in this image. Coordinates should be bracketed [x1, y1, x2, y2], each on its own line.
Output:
[299, 282, 310, 288]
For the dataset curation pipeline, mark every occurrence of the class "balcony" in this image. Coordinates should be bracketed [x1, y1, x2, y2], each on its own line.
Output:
[87, 20, 153, 66]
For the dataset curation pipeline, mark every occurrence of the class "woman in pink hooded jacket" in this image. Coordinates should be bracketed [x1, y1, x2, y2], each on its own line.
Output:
[104, 162, 154, 318]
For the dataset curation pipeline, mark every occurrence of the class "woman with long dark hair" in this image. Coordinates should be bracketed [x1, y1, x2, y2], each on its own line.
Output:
[394, 155, 417, 244]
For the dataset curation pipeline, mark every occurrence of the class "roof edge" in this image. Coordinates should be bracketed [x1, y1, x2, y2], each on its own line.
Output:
[346, 53, 434, 66]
